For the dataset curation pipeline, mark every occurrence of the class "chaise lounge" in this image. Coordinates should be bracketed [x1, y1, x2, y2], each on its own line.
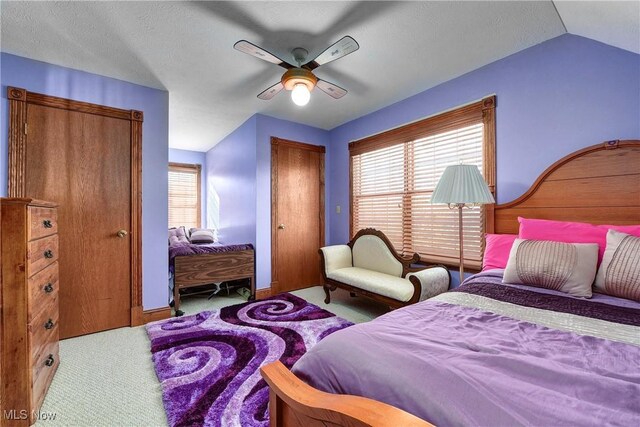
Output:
[320, 228, 451, 308]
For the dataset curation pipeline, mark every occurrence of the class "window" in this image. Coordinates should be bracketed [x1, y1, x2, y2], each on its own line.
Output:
[350, 96, 496, 270]
[168, 162, 201, 229]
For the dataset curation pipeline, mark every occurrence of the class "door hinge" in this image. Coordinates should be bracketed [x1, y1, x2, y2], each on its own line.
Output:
[24, 122, 28, 135]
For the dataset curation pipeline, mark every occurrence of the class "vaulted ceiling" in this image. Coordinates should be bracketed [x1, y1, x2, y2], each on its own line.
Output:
[1, 1, 638, 152]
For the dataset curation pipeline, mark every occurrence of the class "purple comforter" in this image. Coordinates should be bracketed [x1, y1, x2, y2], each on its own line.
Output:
[292, 271, 640, 426]
[169, 242, 254, 274]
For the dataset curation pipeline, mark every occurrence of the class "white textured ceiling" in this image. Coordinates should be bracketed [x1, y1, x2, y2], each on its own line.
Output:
[554, 1, 640, 54]
[0, 2, 636, 152]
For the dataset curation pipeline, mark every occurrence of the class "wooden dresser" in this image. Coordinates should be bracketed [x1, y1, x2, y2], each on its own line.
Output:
[1, 198, 60, 426]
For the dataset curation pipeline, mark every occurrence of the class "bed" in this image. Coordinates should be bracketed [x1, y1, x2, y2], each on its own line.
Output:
[260, 139, 640, 426]
[170, 241, 255, 315]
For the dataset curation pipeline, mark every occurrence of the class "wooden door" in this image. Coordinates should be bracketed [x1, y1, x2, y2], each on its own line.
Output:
[271, 137, 325, 293]
[7, 87, 142, 339]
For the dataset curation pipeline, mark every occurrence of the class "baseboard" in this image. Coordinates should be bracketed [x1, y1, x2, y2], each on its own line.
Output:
[131, 306, 144, 326]
[256, 287, 272, 300]
[131, 305, 172, 326]
[142, 306, 172, 323]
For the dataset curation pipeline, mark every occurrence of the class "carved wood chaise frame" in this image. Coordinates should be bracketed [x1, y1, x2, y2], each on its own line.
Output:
[320, 228, 449, 309]
[263, 140, 640, 427]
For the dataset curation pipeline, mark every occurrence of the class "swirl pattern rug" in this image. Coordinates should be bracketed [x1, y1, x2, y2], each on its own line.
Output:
[146, 293, 353, 427]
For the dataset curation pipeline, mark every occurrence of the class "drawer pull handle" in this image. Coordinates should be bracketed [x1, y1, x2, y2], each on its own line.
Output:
[43, 219, 53, 228]
[44, 319, 55, 330]
[43, 283, 54, 293]
[44, 250, 54, 259]
[44, 354, 55, 367]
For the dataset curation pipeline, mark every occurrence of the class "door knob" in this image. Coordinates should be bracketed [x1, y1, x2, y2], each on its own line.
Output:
[117, 229, 128, 238]
[278, 224, 285, 230]
[44, 354, 55, 367]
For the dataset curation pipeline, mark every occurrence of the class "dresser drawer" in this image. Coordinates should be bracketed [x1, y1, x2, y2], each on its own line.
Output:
[27, 234, 59, 277]
[1, 198, 60, 423]
[31, 340, 59, 416]
[28, 261, 59, 322]
[28, 206, 58, 241]
[29, 295, 59, 363]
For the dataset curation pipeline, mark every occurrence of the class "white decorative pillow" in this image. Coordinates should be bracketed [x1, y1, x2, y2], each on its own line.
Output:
[594, 229, 640, 302]
[189, 228, 216, 244]
[503, 239, 598, 298]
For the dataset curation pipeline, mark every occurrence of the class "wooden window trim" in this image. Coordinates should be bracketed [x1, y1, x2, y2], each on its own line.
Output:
[168, 162, 202, 229]
[349, 96, 496, 270]
[349, 97, 494, 155]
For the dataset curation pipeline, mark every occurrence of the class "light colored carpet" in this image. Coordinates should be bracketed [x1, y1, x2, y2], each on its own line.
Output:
[36, 286, 386, 426]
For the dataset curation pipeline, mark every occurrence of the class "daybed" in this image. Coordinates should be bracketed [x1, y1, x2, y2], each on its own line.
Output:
[320, 228, 450, 308]
[261, 140, 640, 426]
[169, 236, 255, 315]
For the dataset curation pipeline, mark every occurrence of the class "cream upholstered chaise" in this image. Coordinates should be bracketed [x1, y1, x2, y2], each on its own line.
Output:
[320, 228, 451, 308]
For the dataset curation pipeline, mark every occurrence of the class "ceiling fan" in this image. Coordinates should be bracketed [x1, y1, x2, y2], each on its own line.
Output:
[233, 36, 359, 106]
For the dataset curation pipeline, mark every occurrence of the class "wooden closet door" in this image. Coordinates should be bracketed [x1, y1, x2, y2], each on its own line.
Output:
[272, 138, 325, 293]
[25, 104, 131, 338]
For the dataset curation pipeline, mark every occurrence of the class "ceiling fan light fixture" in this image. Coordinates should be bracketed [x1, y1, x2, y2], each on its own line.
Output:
[281, 68, 317, 91]
[281, 68, 317, 106]
[234, 36, 358, 103]
[291, 83, 311, 106]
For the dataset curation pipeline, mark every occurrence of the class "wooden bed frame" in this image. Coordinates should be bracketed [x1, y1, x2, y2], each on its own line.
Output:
[172, 249, 255, 315]
[260, 139, 640, 426]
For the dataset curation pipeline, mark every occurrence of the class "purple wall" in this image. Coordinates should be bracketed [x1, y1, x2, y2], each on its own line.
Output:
[255, 114, 330, 289]
[328, 34, 640, 247]
[206, 113, 330, 289]
[0, 53, 170, 310]
[169, 148, 207, 225]
[205, 115, 257, 246]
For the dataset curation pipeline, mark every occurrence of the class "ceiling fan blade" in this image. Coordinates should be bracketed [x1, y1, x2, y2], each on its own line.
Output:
[316, 79, 347, 99]
[234, 40, 293, 69]
[257, 82, 284, 100]
[305, 36, 359, 70]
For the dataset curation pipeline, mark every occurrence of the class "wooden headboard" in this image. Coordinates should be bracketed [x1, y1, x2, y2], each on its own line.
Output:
[489, 140, 640, 234]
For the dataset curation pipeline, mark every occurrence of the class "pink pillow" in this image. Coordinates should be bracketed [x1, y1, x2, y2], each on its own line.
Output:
[482, 234, 518, 271]
[518, 217, 640, 264]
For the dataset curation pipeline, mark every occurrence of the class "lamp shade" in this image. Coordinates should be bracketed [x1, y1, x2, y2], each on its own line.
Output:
[431, 164, 495, 205]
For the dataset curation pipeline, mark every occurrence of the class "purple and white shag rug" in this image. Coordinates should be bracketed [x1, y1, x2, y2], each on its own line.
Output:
[146, 293, 353, 427]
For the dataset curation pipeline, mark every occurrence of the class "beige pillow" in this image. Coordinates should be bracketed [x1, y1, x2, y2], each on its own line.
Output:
[594, 229, 640, 302]
[503, 239, 598, 298]
[190, 229, 216, 244]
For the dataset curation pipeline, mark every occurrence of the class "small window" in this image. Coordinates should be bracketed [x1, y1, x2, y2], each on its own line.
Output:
[168, 162, 201, 229]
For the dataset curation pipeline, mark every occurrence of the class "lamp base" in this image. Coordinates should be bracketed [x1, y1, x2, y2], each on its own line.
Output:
[457, 205, 464, 285]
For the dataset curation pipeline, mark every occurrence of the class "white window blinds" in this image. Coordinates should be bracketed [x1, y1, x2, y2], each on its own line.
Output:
[350, 97, 496, 270]
[168, 163, 201, 229]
